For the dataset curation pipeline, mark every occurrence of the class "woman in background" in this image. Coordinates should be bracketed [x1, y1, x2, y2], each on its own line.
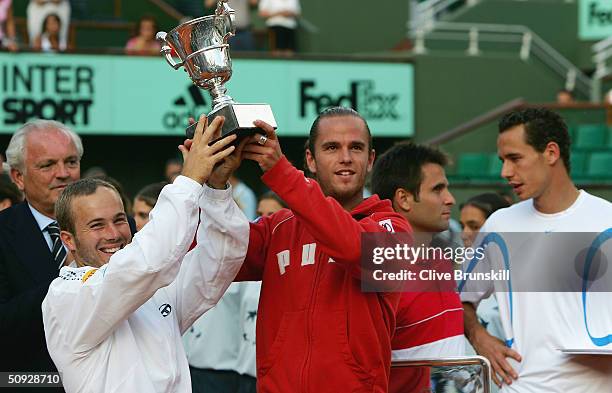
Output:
[125, 15, 161, 56]
[27, 0, 70, 49]
[460, 192, 509, 247]
[33, 13, 65, 52]
[256, 191, 286, 217]
[0, 0, 17, 51]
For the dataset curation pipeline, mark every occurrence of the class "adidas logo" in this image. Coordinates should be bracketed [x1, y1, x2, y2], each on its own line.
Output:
[162, 85, 209, 130]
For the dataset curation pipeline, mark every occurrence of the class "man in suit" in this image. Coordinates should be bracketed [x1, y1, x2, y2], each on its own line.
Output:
[0, 119, 82, 387]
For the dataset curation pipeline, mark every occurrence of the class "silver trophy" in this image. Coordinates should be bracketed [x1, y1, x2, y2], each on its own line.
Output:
[157, 0, 277, 141]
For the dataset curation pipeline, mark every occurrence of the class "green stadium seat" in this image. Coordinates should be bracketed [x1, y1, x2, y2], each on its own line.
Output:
[570, 151, 588, 178]
[587, 152, 612, 178]
[457, 153, 490, 178]
[567, 125, 577, 143]
[574, 125, 607, 150]
[488, 154, 503, 179]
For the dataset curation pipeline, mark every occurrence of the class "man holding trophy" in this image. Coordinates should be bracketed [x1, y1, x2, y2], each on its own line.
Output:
[42, 116, 250, 393]
[156, 2, 412, 392]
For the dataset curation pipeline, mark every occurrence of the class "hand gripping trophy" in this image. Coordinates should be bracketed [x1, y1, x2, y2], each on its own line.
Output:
[157, 0, 277, 141]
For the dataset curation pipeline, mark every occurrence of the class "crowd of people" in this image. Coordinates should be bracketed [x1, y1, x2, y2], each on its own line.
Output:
[1, 105, 610, 393]
[0, 0, 301, 54]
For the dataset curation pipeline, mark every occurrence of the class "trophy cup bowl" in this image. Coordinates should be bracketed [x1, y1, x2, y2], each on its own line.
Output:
[157, 1, 277, 143]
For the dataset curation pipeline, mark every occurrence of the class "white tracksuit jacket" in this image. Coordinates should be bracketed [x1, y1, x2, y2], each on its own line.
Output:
[42, 176, 249, 393]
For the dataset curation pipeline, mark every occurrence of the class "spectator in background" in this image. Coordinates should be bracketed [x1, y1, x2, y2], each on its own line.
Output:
[459, 192, 509, 248]
[231, 175, 257, 220]
[497, 189, 514, 206]
[133, 182, 167, 231]
[184, 175, 264, 393]
[205, 0, 258, 51]
[258, 0, 300, 55]
[0, 153, 7, 173]
[184, 279, 260, 393]
[83, 166, 107, 178]
[0, 0, 18, 52]
[27, 0, 70, 49]
[256, 191, 285, 217]
[125, 15, 162, 56]
[0, 174, 22, 211]
[33, 13, 66, 52]
[556, 89, 574, 105]
[165, 157, 183, 183]
[0, 119, 82, 383]
[459, 192, 509, 393]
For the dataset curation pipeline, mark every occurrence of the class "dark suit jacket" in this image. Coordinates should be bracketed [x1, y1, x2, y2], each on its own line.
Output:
[0, 202, 136, 390]
[0, 202, 60, 373]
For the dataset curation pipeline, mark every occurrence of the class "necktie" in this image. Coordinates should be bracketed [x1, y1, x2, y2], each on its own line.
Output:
[46, 222, 67, 270]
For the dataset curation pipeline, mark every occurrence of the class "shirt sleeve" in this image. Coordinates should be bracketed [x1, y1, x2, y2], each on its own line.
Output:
[168, 184, 250, 334]
[237, 157, 411, 279]
[234, 215, 273, 281]
[459, 223, 495, 306]
[42, 176, 202, 354]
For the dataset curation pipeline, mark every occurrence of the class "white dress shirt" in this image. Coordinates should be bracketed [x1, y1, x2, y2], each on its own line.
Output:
[42, 176, 249, 393]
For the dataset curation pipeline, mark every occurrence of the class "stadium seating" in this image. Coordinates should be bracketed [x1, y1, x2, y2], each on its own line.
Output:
[570, 151, 588, 179]
[456, 153, 490, 178]
[574, 125, 608, 150]
[587, 152, 612, 178]
[451, 123, 612, 183]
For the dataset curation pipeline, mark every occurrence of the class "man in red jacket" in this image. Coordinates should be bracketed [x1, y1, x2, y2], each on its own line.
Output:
[371, 142, 465, 393]
[233, 107, 412, 393]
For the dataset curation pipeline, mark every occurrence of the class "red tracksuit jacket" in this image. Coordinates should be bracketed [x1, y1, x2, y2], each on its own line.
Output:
[235, 156, 412, 393]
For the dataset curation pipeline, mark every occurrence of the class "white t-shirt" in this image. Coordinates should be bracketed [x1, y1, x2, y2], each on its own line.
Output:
[258, 0, 300, 29]
[461, 190, 612, 393]
[183, 281, 260, 377]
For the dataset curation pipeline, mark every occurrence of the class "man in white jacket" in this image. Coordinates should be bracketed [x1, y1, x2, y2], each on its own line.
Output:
[42, 116, 250, 393]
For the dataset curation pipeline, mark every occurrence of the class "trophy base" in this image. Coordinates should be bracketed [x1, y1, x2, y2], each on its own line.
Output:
[186, 103, 277, 145]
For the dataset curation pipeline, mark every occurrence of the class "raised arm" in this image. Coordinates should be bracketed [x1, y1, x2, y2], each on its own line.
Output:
[242, 121, 410, 268]
[43, 117, 237, 352]
[170, 184, 250, 334]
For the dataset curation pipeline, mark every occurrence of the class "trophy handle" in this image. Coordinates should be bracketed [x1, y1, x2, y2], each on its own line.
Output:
[215, 0, 236, 38]
[156, 32, 183, 70]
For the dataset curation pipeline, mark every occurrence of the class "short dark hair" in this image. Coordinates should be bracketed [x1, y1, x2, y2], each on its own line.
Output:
[258, 191, 286, 208]
[498, 108, 571, 173]
[0, 174, 22, 205]
[307, 107, 372, 154]
[165, 157, 183, 167]
[135, 182, 168, 208]
[371, 142, 449, 202]
[56, 178, 119, 235]
[460, 192, 509, 218]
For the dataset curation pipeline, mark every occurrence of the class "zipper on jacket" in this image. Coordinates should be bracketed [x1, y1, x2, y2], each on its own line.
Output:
[299, 252, 323, 393]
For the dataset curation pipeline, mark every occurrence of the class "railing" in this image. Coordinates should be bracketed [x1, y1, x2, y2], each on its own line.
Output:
[392, 356, 492, 393]
[408, 21, 592, 98]
[147, 0, 185, 22]
[427, 98, 612, 146]
[410, 0, 476, 31]
[591, 36, 612, 102]
[426, 98, 526, 146]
